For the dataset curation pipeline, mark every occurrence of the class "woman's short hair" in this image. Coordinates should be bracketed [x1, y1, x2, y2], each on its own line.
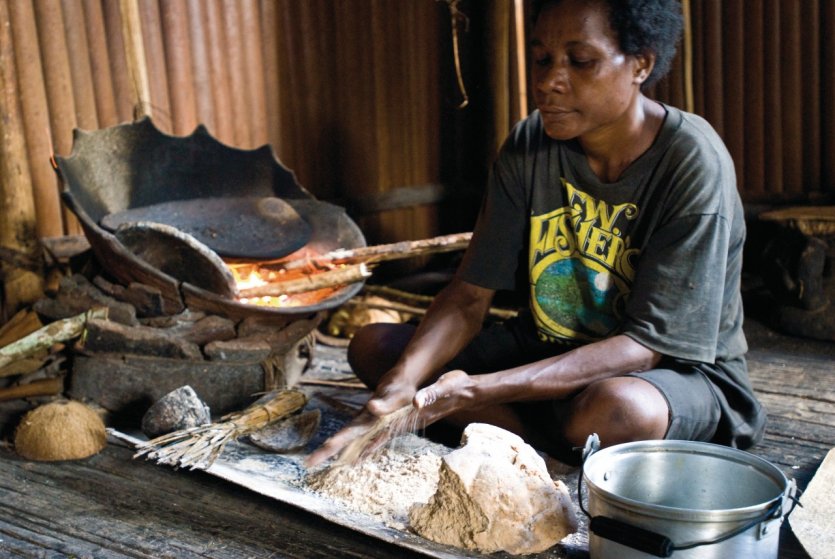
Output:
[532, 0, 684, 88]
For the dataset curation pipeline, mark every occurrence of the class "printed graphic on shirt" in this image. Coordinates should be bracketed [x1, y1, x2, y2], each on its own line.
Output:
[529, 179, 639, 342]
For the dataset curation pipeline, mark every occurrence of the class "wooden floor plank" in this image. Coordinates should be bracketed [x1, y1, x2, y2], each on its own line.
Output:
[0, 444, 426, 559]
[0, 315, 830, 559]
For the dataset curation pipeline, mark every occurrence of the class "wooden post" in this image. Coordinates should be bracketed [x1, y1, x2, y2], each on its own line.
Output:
[0, 0, 44, 320]
[205, 0, 235, 145]
[82, 0, 120, 127]
[160, 0, 198, 136]
[187, 0, 217, 136]
[33, 0, 81, 234]
[259, 0, 282, 150]
[513, 0, 528, 120]
[680, 0, 694, 114]
[7, 0, 63, 239]
[62, 0, 100, 131]
[242, 0, 268, 147]
[102, 0, 135, 123]
[221, 0, 250, 147]
[119, 0, 152, 119]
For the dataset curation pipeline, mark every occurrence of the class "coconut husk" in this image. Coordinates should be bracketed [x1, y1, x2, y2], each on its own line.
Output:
[14, 400, 107, 461]
[248, 408, 321, 452]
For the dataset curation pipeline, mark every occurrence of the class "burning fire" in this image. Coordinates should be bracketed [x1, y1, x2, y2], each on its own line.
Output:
[228, 264, 293, 307]
[226, 262, 344, 308]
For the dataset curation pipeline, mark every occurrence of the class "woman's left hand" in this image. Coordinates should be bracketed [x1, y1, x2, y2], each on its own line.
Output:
[413, 369, 478, 425]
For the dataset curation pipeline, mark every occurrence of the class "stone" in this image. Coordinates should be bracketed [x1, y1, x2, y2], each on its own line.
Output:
[409, 423, 578, 555]
[141, 385, 211, 438]
[80, 318, 203, 360]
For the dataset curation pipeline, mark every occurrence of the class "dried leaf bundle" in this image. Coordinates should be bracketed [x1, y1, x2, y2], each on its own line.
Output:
[134, 389, 307, 470]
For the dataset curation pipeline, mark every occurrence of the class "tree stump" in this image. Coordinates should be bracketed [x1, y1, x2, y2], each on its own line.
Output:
[759, 206, 835, 340]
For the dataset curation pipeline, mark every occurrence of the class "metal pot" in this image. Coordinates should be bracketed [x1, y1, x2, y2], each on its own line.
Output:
[580, 435, 798, 558]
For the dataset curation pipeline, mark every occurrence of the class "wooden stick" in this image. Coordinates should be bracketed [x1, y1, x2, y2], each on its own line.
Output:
[238, 264, 372, 299]
[298, 378, 367, 389]
[360, 285, 520, 320]
[0, 309, 43, 348]
[0, 308, 108, 373]
[0, 377, 64, 402]
[0, 355, 49, 379]
[345, 298, 426, 317]
[275, 232, 472, 271]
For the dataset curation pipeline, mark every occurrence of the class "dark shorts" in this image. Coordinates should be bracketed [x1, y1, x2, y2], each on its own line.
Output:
[447, 313, 722, 459]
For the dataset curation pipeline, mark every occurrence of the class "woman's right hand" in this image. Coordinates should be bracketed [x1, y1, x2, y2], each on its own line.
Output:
[303, 372, 417, 468]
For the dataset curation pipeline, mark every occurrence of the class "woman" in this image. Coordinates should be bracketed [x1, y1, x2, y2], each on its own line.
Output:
[307, 0, 765, 467]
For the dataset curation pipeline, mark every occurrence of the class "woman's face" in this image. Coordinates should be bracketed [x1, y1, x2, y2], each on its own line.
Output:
[531, 0, 650, 141]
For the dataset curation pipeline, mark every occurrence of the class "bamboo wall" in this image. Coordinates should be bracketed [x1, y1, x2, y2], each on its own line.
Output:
[687, 0, 835, 203]
[274, 1, 445, 249]
[1, 0, 835, 319]
[0, 0, 454, 242]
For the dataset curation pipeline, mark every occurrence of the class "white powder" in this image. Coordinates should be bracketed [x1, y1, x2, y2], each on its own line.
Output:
[305, 434, 445, 529]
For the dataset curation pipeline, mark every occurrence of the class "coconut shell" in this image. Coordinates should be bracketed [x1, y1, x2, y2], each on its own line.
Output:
[14, 400, 107, 461]
[249, 408, 321, 452]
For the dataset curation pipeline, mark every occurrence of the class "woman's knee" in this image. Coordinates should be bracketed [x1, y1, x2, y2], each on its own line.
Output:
[562, 377, 669, 447]
[347, 323, 415, 386]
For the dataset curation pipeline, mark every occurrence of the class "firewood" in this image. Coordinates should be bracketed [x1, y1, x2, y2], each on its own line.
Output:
[273, 232, 472, 271]
[298, 378, 367, 389]
[165, 315, 237, 346]
[361, 285, 520, 320]
[93, 275, 166, 318]
[0, 355, 49, 378]
[0, 309, 43, 347]
[204, 338, 272, 363]
[347, 296, 425, 316]
[0, 377, 64, 402]
[0, 308, 108, 374]
[238, 264, 372, 299]
[34, 274, 138, 326]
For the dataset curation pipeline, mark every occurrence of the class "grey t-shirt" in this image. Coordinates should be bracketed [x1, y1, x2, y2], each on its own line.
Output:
[458, 105, 763, 447]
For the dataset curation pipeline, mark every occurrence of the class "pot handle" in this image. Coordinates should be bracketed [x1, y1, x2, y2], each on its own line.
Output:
[588, 516, 675, 557]
[578, 435, 675, 557]
[577, 434, 800, 558]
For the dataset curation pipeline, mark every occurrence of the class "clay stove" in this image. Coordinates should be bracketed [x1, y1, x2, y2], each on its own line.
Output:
[53, 119, 367, 418]
[56, 117, 366, 321]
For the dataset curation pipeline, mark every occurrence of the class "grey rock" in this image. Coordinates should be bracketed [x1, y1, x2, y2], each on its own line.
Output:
[141, 385, 211, 438]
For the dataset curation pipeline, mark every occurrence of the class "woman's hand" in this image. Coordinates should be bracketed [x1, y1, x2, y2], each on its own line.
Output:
[303, 407, 380, 468]
[303, 374, 418, 468]
[413, 369, 478, 425]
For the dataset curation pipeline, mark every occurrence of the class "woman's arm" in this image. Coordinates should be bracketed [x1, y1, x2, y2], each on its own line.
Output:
[305, 278, 495, 467]
[413, 334, 662, 424]
[365, 277, 496, 415]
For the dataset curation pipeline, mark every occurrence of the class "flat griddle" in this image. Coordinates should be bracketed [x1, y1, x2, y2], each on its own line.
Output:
[101, 196, 312, 260]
